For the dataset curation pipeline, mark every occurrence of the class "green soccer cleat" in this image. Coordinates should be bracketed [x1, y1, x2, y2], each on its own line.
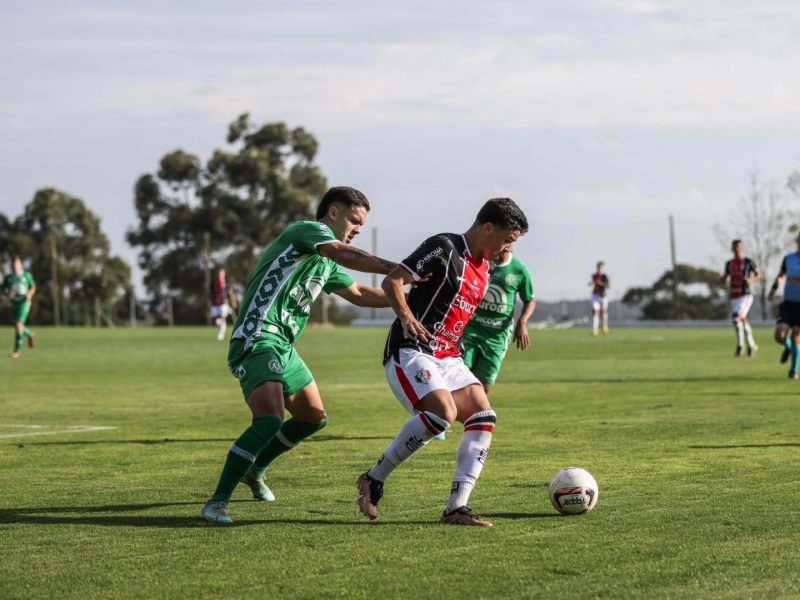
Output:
[200, 500, 233, 524]
[241, 474, 275, 502]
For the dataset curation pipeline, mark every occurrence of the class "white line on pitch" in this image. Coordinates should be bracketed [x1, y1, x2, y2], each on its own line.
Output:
[0, 426, 117, 439]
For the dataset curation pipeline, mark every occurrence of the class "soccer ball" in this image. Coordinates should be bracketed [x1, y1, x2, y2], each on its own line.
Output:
[549, 467, 599, 515]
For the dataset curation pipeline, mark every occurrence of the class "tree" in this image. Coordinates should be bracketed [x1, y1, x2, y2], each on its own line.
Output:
[127, 114, 328, 324]
[622, 264, 728, 320]
[5, 188, 131, 325]
[713, 170, 792, 319]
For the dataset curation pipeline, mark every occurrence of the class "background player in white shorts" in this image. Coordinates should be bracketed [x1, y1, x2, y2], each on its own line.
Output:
[356, 198, 529, 527]
[209, 268, 239, 341]
[589, 261, 610, 336]
[721, 240, 761, 357]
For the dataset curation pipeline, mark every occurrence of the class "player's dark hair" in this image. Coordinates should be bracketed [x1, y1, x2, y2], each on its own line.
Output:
[731, 239, 742, 249]
[476, 198, 528, 234]
[11, 255, 21, 263]
[315, 186, 370, 220]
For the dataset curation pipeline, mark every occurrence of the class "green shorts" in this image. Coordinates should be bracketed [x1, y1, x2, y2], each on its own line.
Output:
[228, 342, 314, 401]
[462, 335, 508, 386]
[11, 301, 30, 325]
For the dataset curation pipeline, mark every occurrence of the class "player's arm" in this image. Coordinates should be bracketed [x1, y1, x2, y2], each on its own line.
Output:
[382, 267, 431, 341]
[333, 283, 390, 308]
[26, 283, 36, 301]
[768, 259, 787, 300]
[747, 262, 763, 286]
[513, 298, 536, 350]
[318, 242, 396, 275]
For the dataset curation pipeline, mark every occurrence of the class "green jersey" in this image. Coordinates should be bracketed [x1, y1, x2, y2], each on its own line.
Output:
[3, 271, 35, 304]
[228, 220, 354, 361]
[464, 254, 534, 348]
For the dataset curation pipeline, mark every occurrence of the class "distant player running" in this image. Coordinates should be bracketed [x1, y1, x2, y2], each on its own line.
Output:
[589, 262, 610, 336]
[2, 256, 36, 359]
[721, 240, 761, 357]
[209, 268, 238, 341]
[200, 187, 397, 524]
[356, 198, 528, 527]
[768, 234, 800, 379]
[462, 245, 536, 394]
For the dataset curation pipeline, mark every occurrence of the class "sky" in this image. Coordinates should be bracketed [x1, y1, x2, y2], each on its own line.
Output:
[2, 1, 800, 300]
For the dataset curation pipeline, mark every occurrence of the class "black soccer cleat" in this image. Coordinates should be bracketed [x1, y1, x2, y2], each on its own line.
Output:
[734, 346, 743, 357]
[789, 370, 798, 380]
[781, 348, 791, 364]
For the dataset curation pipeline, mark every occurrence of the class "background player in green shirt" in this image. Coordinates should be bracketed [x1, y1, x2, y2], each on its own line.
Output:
[461, 246, 535, 394]
[201, 186, 399, 524]
[2, 256, 37, 359]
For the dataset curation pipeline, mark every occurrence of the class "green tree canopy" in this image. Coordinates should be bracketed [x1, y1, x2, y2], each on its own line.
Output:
[622, 264, 728, 320]
[4, 188, 131, 325]
[127, 114, 328, 324]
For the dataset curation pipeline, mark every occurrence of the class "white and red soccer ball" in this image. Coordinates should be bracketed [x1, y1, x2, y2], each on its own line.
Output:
[549, 467, 599, 515]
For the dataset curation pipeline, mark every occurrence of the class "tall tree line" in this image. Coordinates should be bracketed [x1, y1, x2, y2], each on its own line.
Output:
[127, 114, 328, 324]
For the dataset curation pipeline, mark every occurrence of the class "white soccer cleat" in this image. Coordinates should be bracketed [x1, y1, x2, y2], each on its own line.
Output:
[200, 500, 233, 524]
[241, 474, 275, 502]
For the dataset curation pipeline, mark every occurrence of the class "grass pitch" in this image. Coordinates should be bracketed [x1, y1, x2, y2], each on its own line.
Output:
[1, 326, 799, 598]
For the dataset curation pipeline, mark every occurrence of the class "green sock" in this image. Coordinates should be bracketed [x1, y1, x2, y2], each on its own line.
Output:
[209, 415, 283, 503]
[22, 327, 32, 339]
[13, 332, 22, 353]
[249, 418, 328, 479]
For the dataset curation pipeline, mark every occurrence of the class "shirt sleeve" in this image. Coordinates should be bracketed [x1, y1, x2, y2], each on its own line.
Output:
[285, 221, 338, 255]
[399, 235, 452, 281]
[724, 260, 731, 276]
[781, 256, 788, 275]
[25, 272, 36, 288]
[323, 261, 355, 294]
[519, 266, 535, 301]
[747, 259, 759, 276]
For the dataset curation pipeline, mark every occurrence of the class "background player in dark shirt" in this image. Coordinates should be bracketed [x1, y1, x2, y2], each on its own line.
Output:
[589, 261, 610, 336]
[721, 240, 761, 357]
[209, 268, 238, 341]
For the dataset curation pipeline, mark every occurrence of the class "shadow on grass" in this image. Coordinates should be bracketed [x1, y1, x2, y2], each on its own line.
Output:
[481, 512, 561, 519]
[689, 443, 800, 449]
[0, 501, 432, 528]
[10, 435, 392, 447]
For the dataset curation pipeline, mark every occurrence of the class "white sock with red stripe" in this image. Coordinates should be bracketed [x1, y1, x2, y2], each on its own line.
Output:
[446, 410, 496, 513]
[367, 411, 450, 482]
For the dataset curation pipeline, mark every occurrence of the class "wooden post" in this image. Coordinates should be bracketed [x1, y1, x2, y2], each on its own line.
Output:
[129, 287, 137, 328]
[203, 231, 211, 321]
[94, 296, 101, 327]
[167, 296, 174, 327]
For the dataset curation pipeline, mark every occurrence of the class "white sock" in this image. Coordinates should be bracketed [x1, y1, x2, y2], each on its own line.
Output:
[592, 314, 599, 332]
[217, 319, 227, 340]
[744, 322, 755, 348]
[734, 320, 744, 348]
[368, 411, 449, 482]
[446, 410, 496, 513]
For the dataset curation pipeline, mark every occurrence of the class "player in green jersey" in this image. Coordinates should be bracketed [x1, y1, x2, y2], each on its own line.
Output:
[201, 186, 399, 524]
[461, 246, 535, 394]
[2, 256, 37, 359]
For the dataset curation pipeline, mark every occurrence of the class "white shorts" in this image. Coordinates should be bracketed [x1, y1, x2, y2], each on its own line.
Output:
[210, 304, 230, 319]
[385, 348, 480, 413]
[730, 294, 754, 318]
[591, 294, 609, 312]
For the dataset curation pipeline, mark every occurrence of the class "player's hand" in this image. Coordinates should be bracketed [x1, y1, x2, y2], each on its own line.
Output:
[514, 323, 531, 350]
[400, 314, 431, 341]
[409, 272, 432, 288]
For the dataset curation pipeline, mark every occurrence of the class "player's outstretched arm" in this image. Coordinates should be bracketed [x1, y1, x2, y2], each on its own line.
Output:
[27, 284, 36, 301]
[514, 299, 536, 350]
[333, 283, 390, 308]
[768, 274, 785, 301]
[382, 267, 431, 341]
[318, 242, 396, 275]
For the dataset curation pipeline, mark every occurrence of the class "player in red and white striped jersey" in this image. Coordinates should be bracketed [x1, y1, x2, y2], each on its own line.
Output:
[357, 198, 529, 527]
[721, 240, 762, 357]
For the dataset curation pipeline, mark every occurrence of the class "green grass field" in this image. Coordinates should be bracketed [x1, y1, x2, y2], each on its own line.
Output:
[1, 326, 799, 598]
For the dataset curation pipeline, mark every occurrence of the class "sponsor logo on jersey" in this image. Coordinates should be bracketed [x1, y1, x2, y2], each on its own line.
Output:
[453, 320, 464, 334]
[479, 284, 509, 313]
[415, 246, 444, 271]
[268, 359, 283, 374]
[288, 274, 326, 315]
[505, 274, 517, 287]
[414, 369, 432, 384]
